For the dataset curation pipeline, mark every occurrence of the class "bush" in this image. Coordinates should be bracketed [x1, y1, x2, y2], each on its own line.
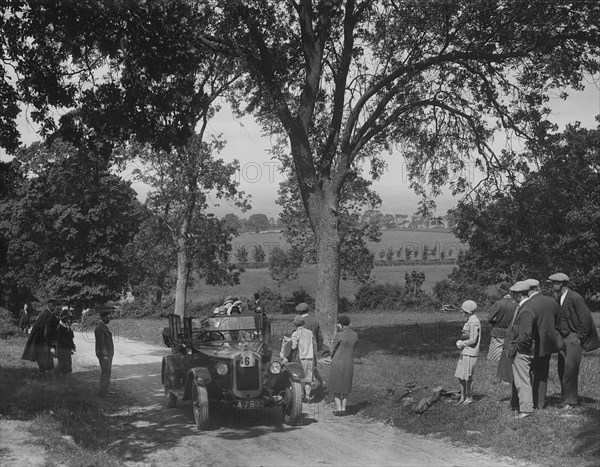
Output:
[353, 283, 405, 311]
[120, 298, 175, 319]
[432, 279, 491, 309]
[0, 307, 21, 338]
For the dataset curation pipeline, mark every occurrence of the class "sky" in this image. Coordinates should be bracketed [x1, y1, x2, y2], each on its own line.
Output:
[5, 79, 600, 220]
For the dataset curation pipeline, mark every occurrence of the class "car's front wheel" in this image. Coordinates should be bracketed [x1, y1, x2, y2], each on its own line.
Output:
[282, 380, 303, 425]
[192, 383, 210, 430]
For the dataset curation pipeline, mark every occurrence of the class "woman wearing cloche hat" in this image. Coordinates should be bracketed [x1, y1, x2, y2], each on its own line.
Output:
[454, 300, 481, 406]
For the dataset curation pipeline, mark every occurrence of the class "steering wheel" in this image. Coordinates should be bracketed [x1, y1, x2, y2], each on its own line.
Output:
[200, 330, 226, 342]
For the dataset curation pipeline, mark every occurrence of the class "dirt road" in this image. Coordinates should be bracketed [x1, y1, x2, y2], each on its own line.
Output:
[57, 330, 528, 467]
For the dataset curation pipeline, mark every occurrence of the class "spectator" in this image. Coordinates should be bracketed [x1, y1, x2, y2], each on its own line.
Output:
[290, 315, 316, 403]
[523, 278, 563, 409]
[487, 282, 517, 362]
[19, 303, 31, 333]
[21, 298, 57, 375]
[56, 308, 76, 387]
[95, 309, 115, 397]
[454, 300, 481, 406]
[329, 315, 358, 416]
[296, 302, 326, 392]
[548, 272, 600, 409]
[506, 281, 535, 419]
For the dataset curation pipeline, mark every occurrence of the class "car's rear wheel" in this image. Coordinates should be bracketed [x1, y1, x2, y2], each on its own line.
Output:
[282, 380, 303, 425]
[192, 383, 210, 430]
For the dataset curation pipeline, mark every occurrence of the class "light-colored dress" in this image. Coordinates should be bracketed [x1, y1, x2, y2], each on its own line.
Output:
[328, 327, 358, 394]
[454, 314, 481, 380]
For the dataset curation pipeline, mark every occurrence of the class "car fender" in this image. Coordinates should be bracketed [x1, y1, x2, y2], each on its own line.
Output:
[283, 362, 305, 382]
[162, 354, 185, 386]
[183, 367, 212, 400]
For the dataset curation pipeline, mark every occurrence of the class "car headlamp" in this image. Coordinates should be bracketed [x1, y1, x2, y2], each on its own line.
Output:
[216, 362, 229, 376]
[268, 361, 282, 375]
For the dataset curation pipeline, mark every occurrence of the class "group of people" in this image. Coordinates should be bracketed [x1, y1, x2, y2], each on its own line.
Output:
[281, 303, 359, 416]
[455, 272, 599, 418]
[21, 299, 115, 397]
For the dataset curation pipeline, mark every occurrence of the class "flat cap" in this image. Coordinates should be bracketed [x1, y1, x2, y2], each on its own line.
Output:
[337, 315, 350, 326]
[498, 282, 511, 293]
[510, 281, 530, 293]
[99, 309, 112, 318]
[461, 300, 478, 314]
[524, 279, 539, 288]
[295, 303, 309, 312]
[548, 272, 569, 282]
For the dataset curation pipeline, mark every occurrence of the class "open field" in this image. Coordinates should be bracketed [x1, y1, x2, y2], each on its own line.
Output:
[231, 229, 467, 263]
[187, 263, 457, 304]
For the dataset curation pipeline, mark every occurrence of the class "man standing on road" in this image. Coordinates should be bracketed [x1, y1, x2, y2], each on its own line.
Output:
[523, 278, 563, 409]
[548, 272, 600, 409]
[95, 309, 115, 397]
[506, 281, 535, 418]
[487, 282, 517, 362]
[289, 315, 316, 403]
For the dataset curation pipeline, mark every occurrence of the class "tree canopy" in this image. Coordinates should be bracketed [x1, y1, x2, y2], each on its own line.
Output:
[452, 125, 600, 299]
[3, 1, 600, 338]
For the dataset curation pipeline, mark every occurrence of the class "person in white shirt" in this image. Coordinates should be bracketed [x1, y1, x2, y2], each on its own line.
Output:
[290, 315, 316, 403]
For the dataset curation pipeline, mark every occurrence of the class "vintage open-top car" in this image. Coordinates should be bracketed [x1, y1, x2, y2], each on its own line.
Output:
[161, 313, 305, 429]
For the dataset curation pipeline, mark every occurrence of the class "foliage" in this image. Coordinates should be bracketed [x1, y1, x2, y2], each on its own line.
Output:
[405, 271, 426, 297]
[123, 212, 177, 304]
[222, 213, 242, 234]
[452, 126, 600, 298]
[0, 307, 21, 337]
[1, 140, 142, 308]
[269, 245, 303, 285]
[252, 244, 266, 263]
[432, 279, 491, 310]
[247, 213, 270, 233]
[353, 283, 405, 311]
[119, 297, 176, 320]
[237, 245, 248, 264]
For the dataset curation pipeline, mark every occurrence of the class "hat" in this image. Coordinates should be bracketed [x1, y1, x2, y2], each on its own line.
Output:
[337, 315, 350, 326]
[233, 300, 242, 307]
[498, 282, 511, 293]
[295, 303, 309, 313]
[47, 298, 58, 305]
[293, 315, 305, 326]
[99, 309, 112, 318]
[461, 300, 477, 314]
[509, 281, 530, 293]
[548, 272, 569, 282]
[524, 279, 539, 288]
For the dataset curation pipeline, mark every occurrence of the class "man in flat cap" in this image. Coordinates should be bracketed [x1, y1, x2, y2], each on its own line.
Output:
[487, 282, 517, 362]
[95, 309, 115, 397]
[505, 281, 535, 418]
[548, 273, 600, 408]
[522, 278, 563, 409]
[22, 297, 57, 375]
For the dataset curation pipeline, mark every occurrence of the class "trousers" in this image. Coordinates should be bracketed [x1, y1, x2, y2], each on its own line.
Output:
[558, 333, 582, 405]
[531, 355, 551, 409]
[98, 357, 113, 395]
[511, 353, 533, 413]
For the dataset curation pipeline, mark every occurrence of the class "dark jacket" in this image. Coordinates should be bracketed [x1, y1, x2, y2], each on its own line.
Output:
[304, 315, 323, 352]
[506, 302, 534, 357]
[94, 321, 114, 359]
[45, 313, 59, 349]
[488, 295, 517, 338]
[558, 290, 600, 352]
[523, 292, 563, 357]
[21, 308, 51, 361]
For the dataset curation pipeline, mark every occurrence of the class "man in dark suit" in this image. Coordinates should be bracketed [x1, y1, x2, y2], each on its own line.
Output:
[548, 272, 600, 408]
[523, 278, 563, 409]
[22, 298, 57, 375]
[95, 309, 115, 397]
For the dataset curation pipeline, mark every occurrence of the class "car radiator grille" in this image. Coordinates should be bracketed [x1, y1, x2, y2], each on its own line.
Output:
[235, 362, 260, 391]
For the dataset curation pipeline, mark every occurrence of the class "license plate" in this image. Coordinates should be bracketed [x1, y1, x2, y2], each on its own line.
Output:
[237, 399, 264, 409]
[239, 351, 255, 367]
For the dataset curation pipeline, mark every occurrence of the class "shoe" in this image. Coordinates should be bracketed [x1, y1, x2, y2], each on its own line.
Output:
[462, 398, 474, 406]
[333, 411, 342, 416]
[455, 398, 465, 406]
[562, 403, 577, 410]
[517, 412, 532, 419]
[339, 410, 347, 416]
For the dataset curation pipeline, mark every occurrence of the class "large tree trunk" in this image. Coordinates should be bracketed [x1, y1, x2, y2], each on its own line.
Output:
[307, 184, 341, 347]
